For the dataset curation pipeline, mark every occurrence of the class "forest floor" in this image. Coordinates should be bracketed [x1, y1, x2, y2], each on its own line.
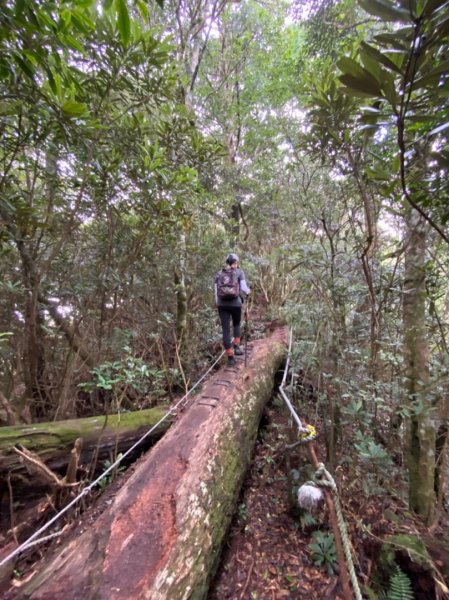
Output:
[208, 395, 449, 600]
[209, 398, 343, 600]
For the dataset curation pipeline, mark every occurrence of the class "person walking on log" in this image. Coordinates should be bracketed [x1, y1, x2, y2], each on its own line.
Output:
[214, 253, 251, 366]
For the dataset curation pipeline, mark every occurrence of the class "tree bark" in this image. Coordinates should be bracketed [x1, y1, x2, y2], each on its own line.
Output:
[174, 232, 188, 350]
[403, 210, 435, 523]
[0, 406, 172, 485]
[16, 328, 288, 600]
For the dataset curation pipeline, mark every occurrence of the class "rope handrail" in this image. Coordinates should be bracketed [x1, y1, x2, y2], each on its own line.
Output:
[279, 328, 362, 600]
[0, 350, 225, 568]
[314, 463, 363, 600]
[279, 329, 308, 434]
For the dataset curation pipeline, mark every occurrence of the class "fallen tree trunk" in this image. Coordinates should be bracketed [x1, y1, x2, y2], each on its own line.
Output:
[15, 327, 288, 600]
[0, 406, 172, 484]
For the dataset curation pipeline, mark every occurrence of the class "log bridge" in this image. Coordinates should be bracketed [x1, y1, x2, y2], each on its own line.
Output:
[9, 327, 288, 600]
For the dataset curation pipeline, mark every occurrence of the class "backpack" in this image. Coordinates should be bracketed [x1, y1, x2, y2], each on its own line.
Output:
[217, 268, 240, 300]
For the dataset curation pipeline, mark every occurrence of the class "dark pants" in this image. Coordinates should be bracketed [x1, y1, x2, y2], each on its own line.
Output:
[218, 306, 241, 349]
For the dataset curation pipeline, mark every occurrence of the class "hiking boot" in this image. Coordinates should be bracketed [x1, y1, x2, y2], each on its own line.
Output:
[234, 344, 243, 356]
[227, 355, 236, 366]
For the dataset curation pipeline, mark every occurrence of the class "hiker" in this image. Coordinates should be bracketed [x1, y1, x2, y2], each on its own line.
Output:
[214, 253, 251, 366]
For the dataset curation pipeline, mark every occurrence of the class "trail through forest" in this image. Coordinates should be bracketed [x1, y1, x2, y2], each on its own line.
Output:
[1, 346, 449, 599]
[2, 0, 449, 596]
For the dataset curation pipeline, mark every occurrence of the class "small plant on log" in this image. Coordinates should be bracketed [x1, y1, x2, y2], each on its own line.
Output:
[237, 502, 248, 521]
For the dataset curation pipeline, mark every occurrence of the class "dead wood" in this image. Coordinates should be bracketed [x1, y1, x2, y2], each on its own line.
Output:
[13, 328, 288, 600]
[0, 405, 172, 488]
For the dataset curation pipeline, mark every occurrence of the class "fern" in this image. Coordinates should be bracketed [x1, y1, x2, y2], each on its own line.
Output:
[386, 566, 414, 600]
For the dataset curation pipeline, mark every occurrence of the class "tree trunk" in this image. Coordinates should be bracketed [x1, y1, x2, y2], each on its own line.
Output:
[37, 294, 95, 368]
[346, 146, 380, 381]
[174, 232, 188, 350]
[403, 210, 435, 523]
[0, 406, 172, 485]
[16, 328, 288, 600]
[23, 272, 48, 412]
[12, 235, 49, 417]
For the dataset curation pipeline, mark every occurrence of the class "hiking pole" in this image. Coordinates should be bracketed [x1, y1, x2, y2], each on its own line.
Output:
[244, 296, 251, 367]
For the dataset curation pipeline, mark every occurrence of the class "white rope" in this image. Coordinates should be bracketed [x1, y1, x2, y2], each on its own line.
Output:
[281, 329, 362, 600]
[315, 464, 363, 600]
[279, 329, 308, 434]
[16, 531, 63, 551]
[0, 351, 225, 568]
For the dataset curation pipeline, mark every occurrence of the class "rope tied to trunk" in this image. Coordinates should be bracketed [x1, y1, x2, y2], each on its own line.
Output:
[314, 463, 363, 600]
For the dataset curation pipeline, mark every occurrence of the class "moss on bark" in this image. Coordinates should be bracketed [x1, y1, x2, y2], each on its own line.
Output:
[150, 340, 287, 599]
[0, 406, 171, 479]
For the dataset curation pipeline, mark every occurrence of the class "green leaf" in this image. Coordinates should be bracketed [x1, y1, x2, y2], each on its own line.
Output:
[59, 9, 72, 30]
[61, 100, 88, 117]
[52, 72, 62, 100]
[360, 52, 382, 82]
[115, 0, 131, 46]
[381, 71, 398, 106]
[359, 0, 411, 21]
[14, 0, 26, 18]
[427, 121, 449, 137]
[360, 42, 403, 74]
[22, 50, 39, 67]
[413, 58, 449, 88]
[136, 0, 149, 21]
[45, 67, 57, 94]
[338, 57, 371, 80]
[433, 13, 449, 40]
[13, 55, 35, 80]
[366, 166, 392, 180]
[340, 85, 374, 98]
[406, 114, 439, 122]
[338, 58, 383, 93]
[64, 34, 85, 53]
[155, 0, 164, 7]
[388, 567, 413, 600]
[434, 88, 449, 99]
[36, 8, 57, 31]
[0, 101, 22, 116]
[422, 0, 449, 18]
[339, 72, 382, 96]
[74, 0, 96, 6]
[395, 0, 417, 12]
[374, 30, 413, 49]
[70, 10, 95, 33]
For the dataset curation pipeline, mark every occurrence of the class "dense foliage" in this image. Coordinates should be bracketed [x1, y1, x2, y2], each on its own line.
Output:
[0, 0, 448, 564]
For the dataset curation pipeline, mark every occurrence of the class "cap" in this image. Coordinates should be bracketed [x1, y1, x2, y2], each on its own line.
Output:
[226, 253, 239, 265]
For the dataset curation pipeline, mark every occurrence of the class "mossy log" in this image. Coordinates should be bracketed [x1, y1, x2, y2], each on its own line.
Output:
[0, 406, 172, 484]
[16, 328, 288, 600]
